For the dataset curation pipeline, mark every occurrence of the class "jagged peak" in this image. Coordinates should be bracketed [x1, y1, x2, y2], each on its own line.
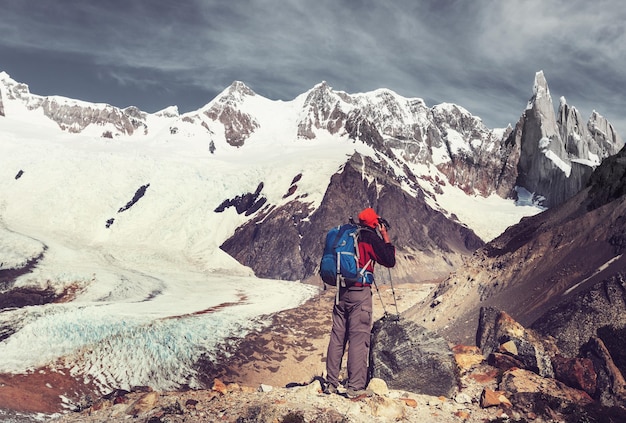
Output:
[207, 81, 256, 107]
[312, 80, 331, 91]
[557, 96, 578, 118]
[526, 70, 554, 113]
[153, 105, 179, 117]
[308, 81, 351, 98]
[201, 81, 257, 112]
[589, 109, 602, 121]
[0, 71, 28, 92]
[227, 80, 255, 96]
[302, 81, 351, 106]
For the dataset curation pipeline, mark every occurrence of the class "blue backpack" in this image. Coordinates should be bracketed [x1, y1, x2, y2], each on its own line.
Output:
[319, 223, 373, 288]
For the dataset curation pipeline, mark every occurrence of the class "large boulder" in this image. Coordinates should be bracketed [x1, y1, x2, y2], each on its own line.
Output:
[368, 317, 459, 397]
[477, 307, 557, 378]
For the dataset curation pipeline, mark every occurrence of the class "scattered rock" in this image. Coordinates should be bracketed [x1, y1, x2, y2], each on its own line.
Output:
[480, 388, 511, 408]
[212, 378, 227, 395]
[366, 378, 389, 396]
[500, 368, 594, 408]
[452, 345, 485, 371]
[552, 355, 597, 396]
[125, 391, 159, 416]
[258, 383, 273, 393]
[454, 392, 472, 404]
[487, 352, 524, 371]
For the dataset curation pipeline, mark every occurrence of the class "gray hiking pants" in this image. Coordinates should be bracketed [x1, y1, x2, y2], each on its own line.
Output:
[326, 286, 373, 391]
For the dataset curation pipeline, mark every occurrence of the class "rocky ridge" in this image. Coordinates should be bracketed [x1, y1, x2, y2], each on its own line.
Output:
[1, 70, 621, 207]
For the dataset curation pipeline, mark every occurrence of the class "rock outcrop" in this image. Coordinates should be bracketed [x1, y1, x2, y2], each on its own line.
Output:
[203, 81, 259, 147]
[0, 71, 150, 135]
[477, 308, 557, 378]
[220, 153, 484, 282]
[476, 306, 626, 409]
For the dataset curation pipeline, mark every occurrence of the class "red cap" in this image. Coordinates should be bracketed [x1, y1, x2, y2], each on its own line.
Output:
[358, 207, 379, 228]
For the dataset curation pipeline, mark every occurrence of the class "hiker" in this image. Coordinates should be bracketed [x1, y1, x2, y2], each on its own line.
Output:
[324, 207, 396, 398]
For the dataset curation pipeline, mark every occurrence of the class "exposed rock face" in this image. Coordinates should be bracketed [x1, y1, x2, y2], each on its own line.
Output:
[220, 199, 313, 281]
[582, 336, 626, 407]
[0, 71, 148, 135]
[552, 355, 597, 396]
[530, 274, 626, 359]
[214, 183, 267, 216]
[512, 71, 624, 208]
[369, 317, 459, 397]
[431, 104, 518, 197]
[220, 153, 484, 282]
[41, 100, 147, 135]
[203, 81, 259, 147]
[586, 144, 626, 211]
[500, 368, 595, 413]
[118, 184, 150, 213]
[297, 81, 350, 139]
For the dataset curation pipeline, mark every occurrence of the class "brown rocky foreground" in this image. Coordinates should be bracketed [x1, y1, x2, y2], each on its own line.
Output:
[1, 282, 625, 422]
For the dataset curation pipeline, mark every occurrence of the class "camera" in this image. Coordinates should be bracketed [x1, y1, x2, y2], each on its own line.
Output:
[378, 217, 391, 230]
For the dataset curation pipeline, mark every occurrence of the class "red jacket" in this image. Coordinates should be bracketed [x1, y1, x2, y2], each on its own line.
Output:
[357, 227, 396, 274]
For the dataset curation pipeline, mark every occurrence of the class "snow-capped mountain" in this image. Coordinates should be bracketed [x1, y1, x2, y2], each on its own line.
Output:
[0, 69, 623, 413]
[511, 71, 623, 207]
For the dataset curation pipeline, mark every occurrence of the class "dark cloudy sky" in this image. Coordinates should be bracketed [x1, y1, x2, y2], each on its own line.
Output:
[2, 0, 625, 134]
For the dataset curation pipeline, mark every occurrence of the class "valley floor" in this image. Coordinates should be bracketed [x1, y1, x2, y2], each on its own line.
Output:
[0, 282, 434, 421]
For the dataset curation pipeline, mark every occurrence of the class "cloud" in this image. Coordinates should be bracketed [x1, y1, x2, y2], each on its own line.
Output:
[1, 0, 625, 133]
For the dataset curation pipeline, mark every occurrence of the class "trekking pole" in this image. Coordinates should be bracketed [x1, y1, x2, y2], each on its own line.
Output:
[387, 267, 400, 321]
[371, 279, 389, 316]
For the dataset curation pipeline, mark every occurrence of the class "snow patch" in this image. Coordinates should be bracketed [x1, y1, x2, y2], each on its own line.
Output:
[539, 137, 571, 177]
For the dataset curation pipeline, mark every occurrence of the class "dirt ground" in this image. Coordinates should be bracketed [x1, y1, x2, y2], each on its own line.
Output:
[198, 281, 435, 389]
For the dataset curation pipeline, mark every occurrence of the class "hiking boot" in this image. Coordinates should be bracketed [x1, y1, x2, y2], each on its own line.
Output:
[323, 383, 338, 395]
[345, 388, 374, 399]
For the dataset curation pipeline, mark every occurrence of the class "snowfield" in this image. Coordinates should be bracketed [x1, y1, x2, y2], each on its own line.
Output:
[0, 81, 542, 393]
